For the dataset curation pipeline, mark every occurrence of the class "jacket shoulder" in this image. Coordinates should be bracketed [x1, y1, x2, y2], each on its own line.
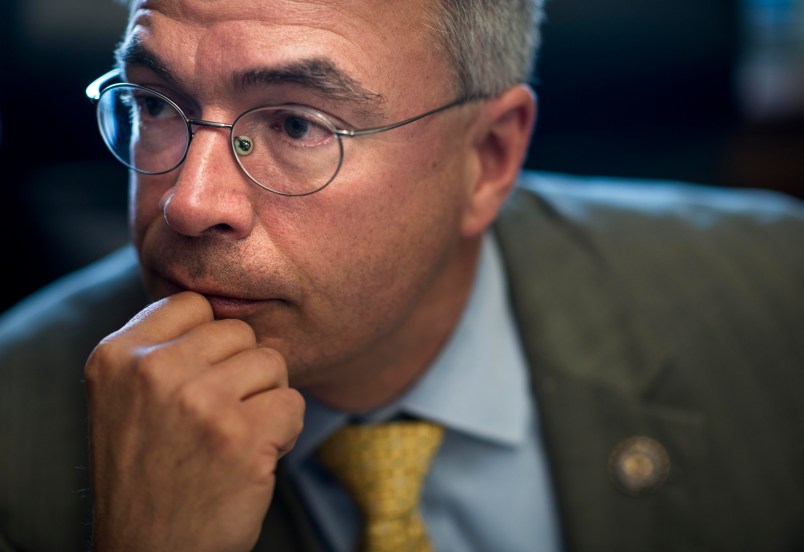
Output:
[505, 170, 804, 249]
[496, 170, 804, 390]
[0, 246, 147, 551]
[496, 172, 804, 551]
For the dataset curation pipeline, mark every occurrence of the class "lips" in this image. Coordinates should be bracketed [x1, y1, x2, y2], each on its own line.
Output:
[203, 294, 272, 319]
[157, 273, 288, 320]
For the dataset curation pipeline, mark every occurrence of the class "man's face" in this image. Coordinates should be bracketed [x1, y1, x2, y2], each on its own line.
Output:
[123, 0, 481, 387]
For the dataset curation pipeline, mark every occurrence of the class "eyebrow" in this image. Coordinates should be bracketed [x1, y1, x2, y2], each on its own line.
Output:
[115, 39, 387, 118]
[235, 60, 385, 113]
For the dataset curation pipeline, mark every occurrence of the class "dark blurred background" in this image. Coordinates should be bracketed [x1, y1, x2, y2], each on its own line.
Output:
[1, 0, 803, 313]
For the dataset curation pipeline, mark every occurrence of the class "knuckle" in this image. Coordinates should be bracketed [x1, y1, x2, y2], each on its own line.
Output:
[274, 388, 306, 433]
[285, 388, 306, 419]
[250, 454, 278, 486]
[83, 354, 102, 385]
[250, 389, 306, 465]
[175, 290, 215, 319]
[212, 419, 247, 458]
[132, 346, 170, 390]
[84, 339, 133, 394]
[255, 348, 287, 375]
[210, 414, 252, 462]
[219, 318, 256, 341]
[175, 382, 244, 451]
[176, 380, 214, 420]
[84, 340, 120, 381]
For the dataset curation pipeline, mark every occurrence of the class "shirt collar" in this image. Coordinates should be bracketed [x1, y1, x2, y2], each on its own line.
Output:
[395, 233, 532, 446]
[286, 233, 533, 467]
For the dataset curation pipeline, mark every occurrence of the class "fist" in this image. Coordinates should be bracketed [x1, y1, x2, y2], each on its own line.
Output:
[84, 291, 305, 552]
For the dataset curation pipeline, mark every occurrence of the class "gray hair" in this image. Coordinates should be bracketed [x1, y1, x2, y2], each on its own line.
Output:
[426, 0, 545, 99]
[117, 0, 544, 98]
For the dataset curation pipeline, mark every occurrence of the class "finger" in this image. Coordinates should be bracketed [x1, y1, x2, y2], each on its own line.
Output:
[168, 318, 257, 366]
[109, 291, 214, 346]
[243, 387, 306, 458]
[205, 347, 289, 400]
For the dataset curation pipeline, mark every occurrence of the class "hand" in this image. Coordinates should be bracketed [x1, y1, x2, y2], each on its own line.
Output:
[84, 291, 305, 552]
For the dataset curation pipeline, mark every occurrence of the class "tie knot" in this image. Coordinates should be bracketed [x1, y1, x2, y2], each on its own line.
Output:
[317, 421, 444, 551]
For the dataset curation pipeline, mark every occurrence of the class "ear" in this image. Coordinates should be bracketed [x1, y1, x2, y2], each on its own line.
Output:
[461, 85, 537, 237]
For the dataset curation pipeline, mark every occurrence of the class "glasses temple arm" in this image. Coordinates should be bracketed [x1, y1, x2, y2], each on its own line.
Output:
[86, 68, 123, 101]
[336, 96, 476, 138]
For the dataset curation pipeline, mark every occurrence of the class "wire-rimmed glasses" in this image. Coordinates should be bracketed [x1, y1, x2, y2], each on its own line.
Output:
[86, 69, 469, 196]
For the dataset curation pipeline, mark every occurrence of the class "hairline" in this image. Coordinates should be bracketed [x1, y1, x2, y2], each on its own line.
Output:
[117, 0, 541, 100]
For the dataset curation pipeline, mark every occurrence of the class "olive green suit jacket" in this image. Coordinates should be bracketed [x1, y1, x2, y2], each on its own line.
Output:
[2, 172, 803, 551]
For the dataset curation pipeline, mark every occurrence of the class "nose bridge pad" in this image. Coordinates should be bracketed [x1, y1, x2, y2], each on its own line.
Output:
[233, 135, 254, 156]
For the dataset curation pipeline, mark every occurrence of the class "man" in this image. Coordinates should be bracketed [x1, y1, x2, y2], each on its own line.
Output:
[1, 0, 803, 551]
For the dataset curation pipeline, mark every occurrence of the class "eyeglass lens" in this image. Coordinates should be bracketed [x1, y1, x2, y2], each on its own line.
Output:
[96, 85, 344, 195]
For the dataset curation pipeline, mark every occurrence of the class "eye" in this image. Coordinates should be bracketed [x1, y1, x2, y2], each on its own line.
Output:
[270, 109, 332, 146]
[142, 95, 169, 118]
[283, 115, 310, 140]
[233, 107, 336, 154]
[125, 90, 180, 121]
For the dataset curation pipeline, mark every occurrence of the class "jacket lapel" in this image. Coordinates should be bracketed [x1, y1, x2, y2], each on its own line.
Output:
[253, 468, 323, 551]
[496, 186, 707, 552]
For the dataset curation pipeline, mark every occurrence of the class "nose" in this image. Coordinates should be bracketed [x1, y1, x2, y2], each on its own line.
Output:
[160, 124, 257, 239]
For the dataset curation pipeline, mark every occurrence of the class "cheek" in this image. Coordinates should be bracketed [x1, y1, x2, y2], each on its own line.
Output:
[129, 174, 172, 247]
[290, 142, 468, 309]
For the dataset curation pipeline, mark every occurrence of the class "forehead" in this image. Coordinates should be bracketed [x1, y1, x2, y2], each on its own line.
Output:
[123, 0, 450, 105]
[130, 0, 425, 37]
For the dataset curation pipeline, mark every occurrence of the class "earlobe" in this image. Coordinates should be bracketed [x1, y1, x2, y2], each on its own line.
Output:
[460, 85, 537, 237]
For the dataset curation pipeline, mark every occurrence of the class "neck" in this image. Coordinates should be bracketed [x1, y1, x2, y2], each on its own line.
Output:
[302, 236, 483, 413]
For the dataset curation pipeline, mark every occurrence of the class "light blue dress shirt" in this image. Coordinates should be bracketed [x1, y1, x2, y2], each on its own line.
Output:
[284, 234, 563, 552]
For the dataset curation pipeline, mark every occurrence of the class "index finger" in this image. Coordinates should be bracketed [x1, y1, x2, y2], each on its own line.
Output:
[105, 291, 215, 346]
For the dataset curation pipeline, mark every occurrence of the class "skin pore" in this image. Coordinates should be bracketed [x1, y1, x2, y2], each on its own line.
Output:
[124, 0, 511, 412]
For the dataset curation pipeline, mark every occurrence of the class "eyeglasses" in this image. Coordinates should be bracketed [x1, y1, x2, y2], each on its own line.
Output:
[86, 69, 470, 196]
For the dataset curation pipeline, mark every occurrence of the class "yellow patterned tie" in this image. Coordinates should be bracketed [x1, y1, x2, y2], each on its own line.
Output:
[317, 421, 445, 552]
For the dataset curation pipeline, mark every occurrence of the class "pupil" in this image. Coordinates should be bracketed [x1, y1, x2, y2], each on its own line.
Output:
[283, 116, 309, 139]
[143, 96, 166, 117]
